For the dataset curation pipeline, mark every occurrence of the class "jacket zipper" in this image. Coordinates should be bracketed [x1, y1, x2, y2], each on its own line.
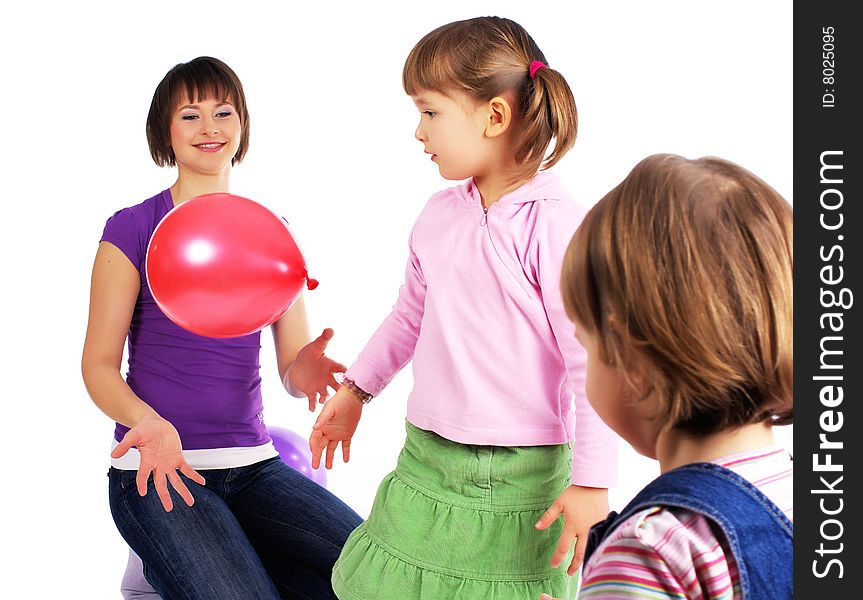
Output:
[482, 200, 571, 449]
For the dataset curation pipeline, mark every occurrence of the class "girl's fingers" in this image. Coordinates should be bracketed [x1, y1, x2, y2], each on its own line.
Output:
[342, 438, 351, 463]
[551, 523, 578, 569]
[313, 402, 334, 429]
[569, 530, 588, 575]
[535, 502, 562, 531]
[310, 430, 326, 469]
[325, 439, 338, 470]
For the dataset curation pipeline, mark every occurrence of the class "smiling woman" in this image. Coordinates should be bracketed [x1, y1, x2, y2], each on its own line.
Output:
[80, 56, 362, 599]
[168, 96, 242, 173]
[145, 56, 250, 169]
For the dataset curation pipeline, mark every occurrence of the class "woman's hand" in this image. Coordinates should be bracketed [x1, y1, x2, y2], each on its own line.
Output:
[309, 387, 363, 469]
[535, 484, 609, 575]
[288, 328, 348, 412]
[111, 415, 206, 512]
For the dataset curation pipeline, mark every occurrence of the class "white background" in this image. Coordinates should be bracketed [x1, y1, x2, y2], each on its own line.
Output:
[2, 1, 791, 596]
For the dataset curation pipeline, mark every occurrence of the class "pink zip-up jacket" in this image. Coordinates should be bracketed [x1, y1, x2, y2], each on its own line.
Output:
[345, 172, 618, 486]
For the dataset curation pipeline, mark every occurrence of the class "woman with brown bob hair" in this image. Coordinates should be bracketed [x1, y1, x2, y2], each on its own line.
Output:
[556, 153, 793, 599]
[83, 56, 361, 599]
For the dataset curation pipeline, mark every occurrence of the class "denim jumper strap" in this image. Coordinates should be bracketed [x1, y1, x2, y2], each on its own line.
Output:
[584, 462, 792, 600]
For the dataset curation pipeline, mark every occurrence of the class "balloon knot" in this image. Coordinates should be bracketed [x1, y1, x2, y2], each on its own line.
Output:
[306, 277, 319, 290]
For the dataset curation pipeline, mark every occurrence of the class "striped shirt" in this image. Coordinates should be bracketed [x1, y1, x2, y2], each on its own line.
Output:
[579, 446, 793, 599]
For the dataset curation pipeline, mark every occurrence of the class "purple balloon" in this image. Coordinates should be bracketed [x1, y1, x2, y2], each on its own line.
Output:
[268, 426, 327, 488]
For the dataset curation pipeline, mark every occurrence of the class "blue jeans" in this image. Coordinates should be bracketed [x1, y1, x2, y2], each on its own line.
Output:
[109, 457, 362, 600]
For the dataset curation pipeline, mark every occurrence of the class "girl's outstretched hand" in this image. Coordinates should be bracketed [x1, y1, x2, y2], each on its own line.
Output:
[310, 387, 363, 469]
[535, 484, 609, 576]
[289, 328, 348, 412]
[111, 414, 206, 512]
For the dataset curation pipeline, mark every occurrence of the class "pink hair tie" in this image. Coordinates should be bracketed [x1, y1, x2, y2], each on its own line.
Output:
[529, 60, 547, 79]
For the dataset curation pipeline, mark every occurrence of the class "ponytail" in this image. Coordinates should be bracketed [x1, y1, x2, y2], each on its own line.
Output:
[516, 66, 578, 173]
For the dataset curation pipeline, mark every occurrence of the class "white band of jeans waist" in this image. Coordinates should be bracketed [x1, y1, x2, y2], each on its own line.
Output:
[110, 439, 278, 471]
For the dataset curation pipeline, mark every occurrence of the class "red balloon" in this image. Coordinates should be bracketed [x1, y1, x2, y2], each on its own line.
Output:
[146, 193, 314, 338]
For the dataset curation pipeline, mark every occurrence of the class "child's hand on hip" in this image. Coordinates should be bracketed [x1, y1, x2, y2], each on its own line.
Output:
[310, 387, 363, 469]
[535, 484, 609, 575]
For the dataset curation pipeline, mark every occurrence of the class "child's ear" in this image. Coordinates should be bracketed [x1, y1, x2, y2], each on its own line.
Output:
[484, 96, 513, 138]
[623, 358, 659, 421]
[627, 364, 651, 400]
[605, 314, 651, 398]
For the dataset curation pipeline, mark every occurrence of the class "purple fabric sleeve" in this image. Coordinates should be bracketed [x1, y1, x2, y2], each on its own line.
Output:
[101, 207, 147, 270]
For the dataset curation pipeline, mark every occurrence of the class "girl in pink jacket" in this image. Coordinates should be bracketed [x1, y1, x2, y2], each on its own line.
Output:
[311, 17, 619, 599]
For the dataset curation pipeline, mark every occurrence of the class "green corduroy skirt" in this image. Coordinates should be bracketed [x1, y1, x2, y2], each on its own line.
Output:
[332, 421, 577, 599]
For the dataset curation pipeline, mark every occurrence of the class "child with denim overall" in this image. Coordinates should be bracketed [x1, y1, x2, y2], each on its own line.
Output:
[544, 154, 793, 600]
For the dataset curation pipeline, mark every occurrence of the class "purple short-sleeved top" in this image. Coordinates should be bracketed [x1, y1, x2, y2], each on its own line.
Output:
[101, 189, 270, 450]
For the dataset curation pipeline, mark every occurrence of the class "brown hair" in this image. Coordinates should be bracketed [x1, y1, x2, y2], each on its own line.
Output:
[403, 17, 577, 175]
[146, 56, 250, 167]
[561, 154, 793, 435]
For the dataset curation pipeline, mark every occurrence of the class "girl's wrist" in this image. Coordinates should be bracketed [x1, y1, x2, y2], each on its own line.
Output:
[341, 377, 373, 404]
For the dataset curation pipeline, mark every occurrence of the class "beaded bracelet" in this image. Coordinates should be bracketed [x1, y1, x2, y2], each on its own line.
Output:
[341, 377, 373, 404]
